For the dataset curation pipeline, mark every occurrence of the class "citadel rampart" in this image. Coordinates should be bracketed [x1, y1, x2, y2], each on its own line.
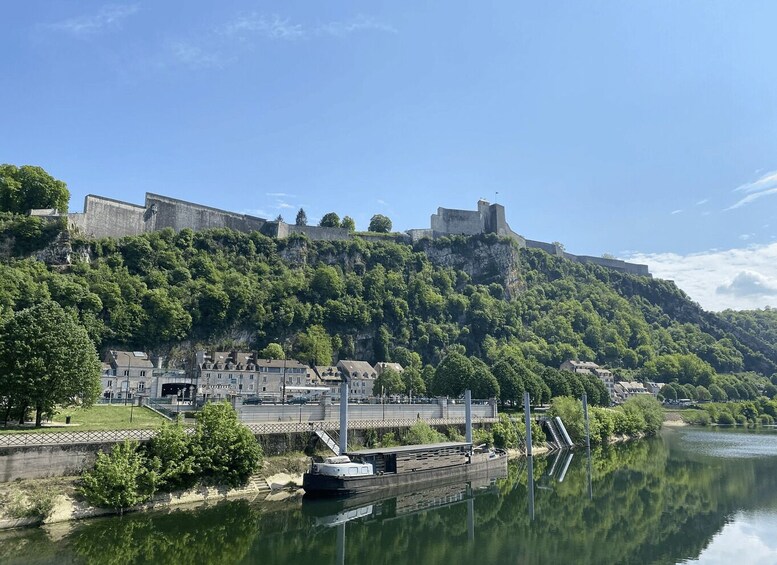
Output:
[65, 192, 650, 276]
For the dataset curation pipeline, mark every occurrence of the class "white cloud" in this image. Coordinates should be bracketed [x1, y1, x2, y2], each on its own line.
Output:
[317, 15, 398, 37]
[685, 513, 777, 565]
[220, 13, 395, 41]
[695, 199, 709, 205]
[727, 187, 777, 210]
[377, 199, 387, 206]
[726, 170, 777, 210]
[221, 14, 304, 41]
[739, 233, 754, 241]
[266, 192, 296, 197]
[626, 242, 777, 311]
[734, 170, 777, 193]
[717, 271, 777, 298]
[671, 209, 682, 215]
[46, 4, 139, 36]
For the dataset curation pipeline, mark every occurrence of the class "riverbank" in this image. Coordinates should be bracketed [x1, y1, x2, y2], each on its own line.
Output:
[0, 443, 553, 531]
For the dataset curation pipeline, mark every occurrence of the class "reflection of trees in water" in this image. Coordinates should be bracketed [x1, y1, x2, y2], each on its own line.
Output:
[66, 500, 265, 565]
[3, 436, 777, 565]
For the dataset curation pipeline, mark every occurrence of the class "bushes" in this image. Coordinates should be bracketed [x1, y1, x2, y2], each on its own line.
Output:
[491, 414, 519, 449]
[403, 421, 447, 445]
[622, 396, 663, 436]
[717, 412, 735, 425]
[146, 420, 198, 491]
[81, 402, 263, 509]
[547, 397, 585, 444]
[590, 408, 615, 443]
[80, 441, 158, 512]
[194, 402, 263, 488]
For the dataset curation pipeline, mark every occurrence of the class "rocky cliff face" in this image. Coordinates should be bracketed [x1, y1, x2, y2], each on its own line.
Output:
[415, 236, 524, 299]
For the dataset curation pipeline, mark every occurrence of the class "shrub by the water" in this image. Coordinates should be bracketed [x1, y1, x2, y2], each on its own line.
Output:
[717, 412, 736, 425]
[194, 402, 263, 488]
[80, 441, 158, 512]
[146, 420, 198, 490]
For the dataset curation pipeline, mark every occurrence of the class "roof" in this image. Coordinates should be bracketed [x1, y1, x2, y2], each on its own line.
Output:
[374, 362, 404, 374]
[315, 366, 344, 382]
[347, 442, 472, 457]
[337, 360, 377, 378]
[106, 350, 154, 369]
[563, 360, 600, 369]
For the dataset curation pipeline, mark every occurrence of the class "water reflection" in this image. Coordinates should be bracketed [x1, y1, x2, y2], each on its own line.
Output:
[3, 428, 777, 564]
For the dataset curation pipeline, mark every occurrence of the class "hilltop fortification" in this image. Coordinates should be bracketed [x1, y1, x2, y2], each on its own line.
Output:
[65, 193, 649, 276]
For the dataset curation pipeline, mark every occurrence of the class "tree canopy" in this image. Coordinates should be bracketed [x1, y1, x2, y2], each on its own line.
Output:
[319, 212, 340, 228]
[0, 300, 101, 426]
[0, 164, 70, 214]
[369, 214, 392, 233]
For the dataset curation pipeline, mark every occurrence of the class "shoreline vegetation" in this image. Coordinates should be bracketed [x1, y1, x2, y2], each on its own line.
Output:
[0, 396, 665, 531]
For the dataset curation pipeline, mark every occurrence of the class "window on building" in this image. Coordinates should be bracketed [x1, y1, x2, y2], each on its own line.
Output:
[124, 370, 130, 376]
[249, 384, 254, 390]
[262, 386, 266, 392]
[263, 376, 267, 383]
[140, 370, 146, 377]
[249, 374, 254, 380]
[107, 380, 112, 387]
[138, 382, 145, 392]
[218, 373, 222, 379]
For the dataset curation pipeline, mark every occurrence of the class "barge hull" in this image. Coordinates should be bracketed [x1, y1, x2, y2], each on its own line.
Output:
[303, 455, 507, 497]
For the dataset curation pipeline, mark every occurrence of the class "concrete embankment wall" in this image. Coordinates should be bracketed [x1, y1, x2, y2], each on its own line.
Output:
[0, 443, 105, 483]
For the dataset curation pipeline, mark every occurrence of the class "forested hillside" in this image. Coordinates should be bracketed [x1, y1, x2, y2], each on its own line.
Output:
[1, 221, 775, 405]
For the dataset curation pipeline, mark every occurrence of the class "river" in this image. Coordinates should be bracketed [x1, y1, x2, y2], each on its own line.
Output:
[2, 426, 777, 564]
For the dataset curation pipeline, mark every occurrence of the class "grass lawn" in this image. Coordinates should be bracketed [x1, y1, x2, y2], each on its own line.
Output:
[0, 405, 169, 434]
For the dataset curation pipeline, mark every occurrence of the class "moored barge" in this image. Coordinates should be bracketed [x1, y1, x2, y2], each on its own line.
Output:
[303, 442, 507, 497]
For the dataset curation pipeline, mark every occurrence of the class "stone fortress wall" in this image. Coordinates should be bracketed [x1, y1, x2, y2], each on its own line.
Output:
[66, 193, 649, 276]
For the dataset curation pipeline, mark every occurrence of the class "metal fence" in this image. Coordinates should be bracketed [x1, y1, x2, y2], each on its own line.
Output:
[0, 428, 158, 448]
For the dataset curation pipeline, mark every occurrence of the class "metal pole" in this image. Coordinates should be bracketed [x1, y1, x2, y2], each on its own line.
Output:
[464, 389, 473, 444]
[282, 356, 287, 405]
[339, 379, 349, 454]
[524, 391, 533, 456]
[582, 393, 591, 450]
[336, 523, 346, 565]
[527, 455, 535, 521]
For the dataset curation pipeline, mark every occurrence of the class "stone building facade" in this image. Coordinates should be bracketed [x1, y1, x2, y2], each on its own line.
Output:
[101, 350, 156, 401]
[195, 351, 314, 401]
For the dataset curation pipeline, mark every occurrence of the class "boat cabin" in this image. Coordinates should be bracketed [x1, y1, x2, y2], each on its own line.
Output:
[346, 442, 472, 474]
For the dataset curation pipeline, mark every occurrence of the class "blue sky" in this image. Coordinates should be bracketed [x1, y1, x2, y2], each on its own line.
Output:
[2, 1, 776, 311]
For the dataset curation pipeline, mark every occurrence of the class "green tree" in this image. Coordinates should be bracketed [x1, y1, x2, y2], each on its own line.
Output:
[319, 212, 340, 228]
[368, 214, 392, 233]
[0, 301, 100, 426]
[295, 208, 307, 226]
[0, 164, 70, 214]
[194, 402, 262, 487]
[431, 352, 473, 397]
[709, 383, 728, 402]
[403, 366, 427, 396]
[341, 216, 356, 232]
[374, 367, 404, 396]
[294, 325, 333, 366]
[258, 343, 285, 360]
